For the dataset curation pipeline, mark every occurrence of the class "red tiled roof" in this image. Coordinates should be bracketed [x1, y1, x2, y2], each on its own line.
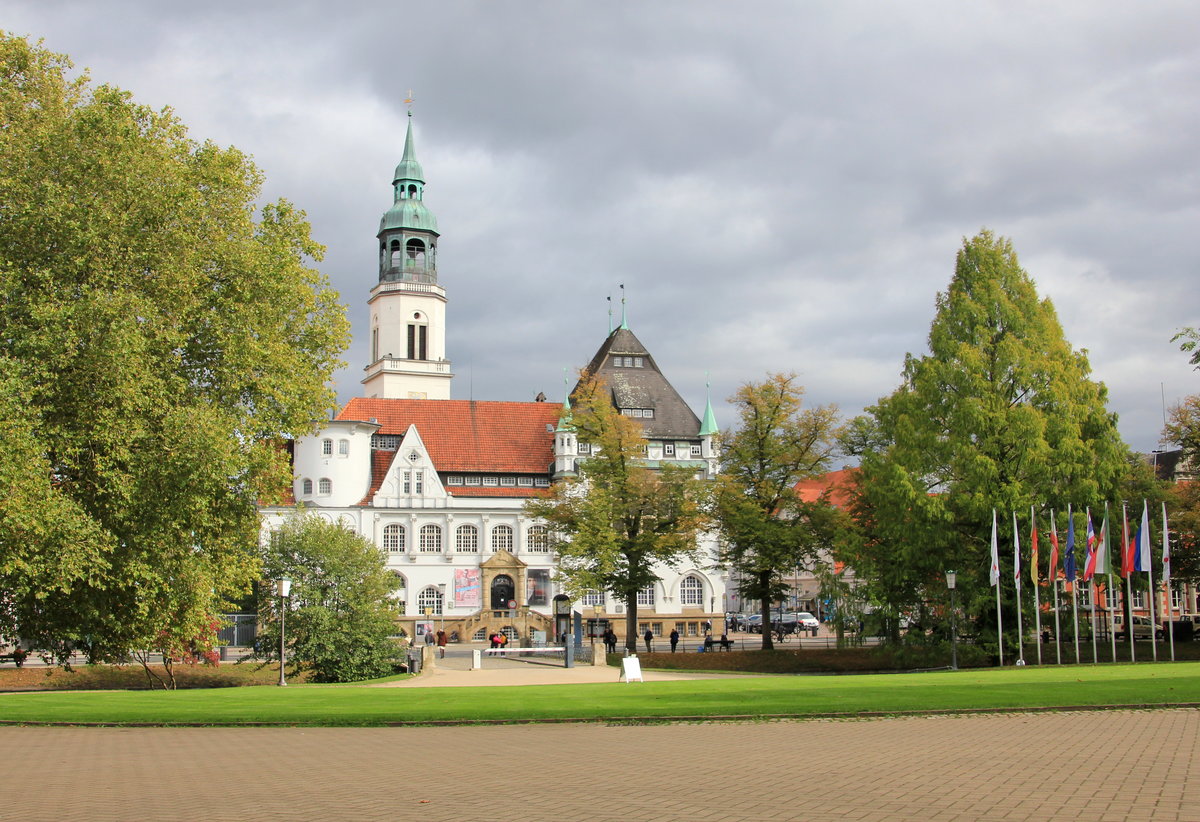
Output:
[339, 398, 561, 474]
[794, 467, 858, 508]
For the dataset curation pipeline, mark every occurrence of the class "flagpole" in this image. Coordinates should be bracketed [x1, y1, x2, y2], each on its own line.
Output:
[991, 509, 1003, 667]
[1144, 500, 1158, 662]
[995, 573, 1004, 667]
[1087, 507, 1098, 664]
[1013, 511, 1024, 665]
[1164, 501, 1174, 663]
[1031, 505, 1042, 666]
[1051, 509, 1061, 665]
[1105, 502, 1117, 663]
[1123, 502, 1135, 662]
[1106, 570, 1117, 662]
[1068, 504, 1080, 665]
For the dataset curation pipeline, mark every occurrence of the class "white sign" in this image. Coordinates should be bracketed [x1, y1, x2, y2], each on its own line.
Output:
[620, 656, 643, 683]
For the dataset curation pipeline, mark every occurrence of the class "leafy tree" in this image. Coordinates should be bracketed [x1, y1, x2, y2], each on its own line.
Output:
[525, 373, 710, 653]
[1172, 327, 1200, 370]
[840, 230, 1128, 642]
[258, 513, 403, 683]
[1164, 395, 1200, 467]
[0, 35, 349, 665]
[713, 374, 844, 649]
[1163, 335, 1200, 590]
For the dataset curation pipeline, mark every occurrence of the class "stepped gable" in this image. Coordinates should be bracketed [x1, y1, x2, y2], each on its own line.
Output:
[339, 397, 559, 475]
[578, 327, 702, 439]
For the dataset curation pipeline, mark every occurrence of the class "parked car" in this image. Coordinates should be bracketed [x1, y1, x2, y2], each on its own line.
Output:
[797, 612, 820, 630]
[1114, 615, 1164, 641]
[744, 614, 763, 633]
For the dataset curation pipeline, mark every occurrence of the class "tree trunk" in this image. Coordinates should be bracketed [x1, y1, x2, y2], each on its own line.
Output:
[759, 570, 774, 651]
[625, 598, 639, 654]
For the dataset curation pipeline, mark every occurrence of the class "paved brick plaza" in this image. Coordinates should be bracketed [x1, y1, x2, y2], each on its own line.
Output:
[0, 709, 1196, 821]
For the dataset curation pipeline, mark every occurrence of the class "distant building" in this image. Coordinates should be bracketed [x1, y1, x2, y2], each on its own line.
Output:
[261, 115, 726, 644]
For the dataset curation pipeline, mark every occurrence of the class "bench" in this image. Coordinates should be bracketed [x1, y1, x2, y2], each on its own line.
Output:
[697, 638, 733, 652]
[0, 650, 29, 666]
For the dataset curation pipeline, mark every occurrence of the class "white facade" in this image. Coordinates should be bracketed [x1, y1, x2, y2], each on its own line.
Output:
[261, 117, 727, 641]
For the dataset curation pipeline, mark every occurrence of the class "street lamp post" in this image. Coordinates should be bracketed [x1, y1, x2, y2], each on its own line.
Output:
[437, 583, 446, 634]
[277, 578, 292, 687]
[946, 570, 958, 671]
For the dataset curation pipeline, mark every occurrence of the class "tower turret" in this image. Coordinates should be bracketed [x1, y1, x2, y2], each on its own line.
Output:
[363, 112, 453, 400]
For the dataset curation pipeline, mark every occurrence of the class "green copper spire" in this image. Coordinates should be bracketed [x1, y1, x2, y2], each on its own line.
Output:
[619, 283, 629, 330]
[699, 374, 718, 436]
[394, 112, 425, 184]
[379, 111, 438, 235]
[556, 368, 574, 431]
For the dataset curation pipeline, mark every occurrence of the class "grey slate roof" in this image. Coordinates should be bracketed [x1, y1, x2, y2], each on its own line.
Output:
[576, 327, 702, 439]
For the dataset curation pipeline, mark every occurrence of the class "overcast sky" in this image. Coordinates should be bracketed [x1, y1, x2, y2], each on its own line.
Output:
[5, 1, 1197, 456]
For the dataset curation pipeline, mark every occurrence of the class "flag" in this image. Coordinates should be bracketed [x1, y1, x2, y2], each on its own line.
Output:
[1064, 506, 1077, 583]
[1048, 515, 1060, 582]
[1030, 508, 1040, 587]
[1012, 511, 1021, 589]
[1135, 500, 1151, 573]
[990, 509, 1000, 587]
[1161, 502, 1171, 587]
[1094, 506, 1110, 576]
[1121, 504, 1133, 579]
[1083, 510, 1097, 581]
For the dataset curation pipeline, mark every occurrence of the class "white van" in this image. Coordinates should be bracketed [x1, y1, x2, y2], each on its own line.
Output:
[1113, 615, 1163, 641]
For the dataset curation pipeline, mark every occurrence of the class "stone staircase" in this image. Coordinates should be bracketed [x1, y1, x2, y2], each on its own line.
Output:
[453, 607, 555, 641]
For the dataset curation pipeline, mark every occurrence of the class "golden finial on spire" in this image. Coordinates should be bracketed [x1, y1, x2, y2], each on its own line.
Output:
[404, 89, 415, 110]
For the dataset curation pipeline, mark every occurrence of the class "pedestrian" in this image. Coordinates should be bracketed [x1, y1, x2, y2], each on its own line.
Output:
[489, 631, 500, 649]
[643, 628, 653, 653]
[669, 628, 679, 652]
[436, 629, 447, 658]
[424, 629, 435, 650]
[497, 631, 508, 655]
[703, 620, 712, 635]
[604, 629, 617, 654]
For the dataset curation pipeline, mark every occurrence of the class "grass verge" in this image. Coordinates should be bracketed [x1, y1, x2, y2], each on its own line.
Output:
[1, 662, 1197, 727]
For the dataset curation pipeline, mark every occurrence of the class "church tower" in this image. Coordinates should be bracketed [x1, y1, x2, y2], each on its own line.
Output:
[362, 113, 453, 399]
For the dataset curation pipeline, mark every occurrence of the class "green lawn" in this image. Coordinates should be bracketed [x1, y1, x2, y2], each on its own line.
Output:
[2, 662, 1197, 727]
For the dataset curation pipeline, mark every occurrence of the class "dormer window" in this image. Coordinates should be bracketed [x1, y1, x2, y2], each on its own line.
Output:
[611, 356, 644, 368]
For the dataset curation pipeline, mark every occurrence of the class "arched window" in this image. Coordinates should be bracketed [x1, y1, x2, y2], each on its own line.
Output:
[419, 524, 442, 552]
[318, 478, 332, 495]
[406, 238, 426, 270]
[456, 524, 478, 553]
[321, 439, 333, 456]
[390, 239, 401, 268]
[301, 479, 313, 495]
[390, 572, 407, 612]
[492, 525, 513, 552]
[382, 524, 405, 553]
[680, 575, 704, 606]
[526, 525, 549, 553]
[417, 586, 443, 615]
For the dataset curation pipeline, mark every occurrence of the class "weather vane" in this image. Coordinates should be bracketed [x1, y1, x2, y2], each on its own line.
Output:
[404, 89, 415, 111]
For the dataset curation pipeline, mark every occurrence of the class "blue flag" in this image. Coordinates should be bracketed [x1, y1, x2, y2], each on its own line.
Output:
[1064, 508, 1077, 582]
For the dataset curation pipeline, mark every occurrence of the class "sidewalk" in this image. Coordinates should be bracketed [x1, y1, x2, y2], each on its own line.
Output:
[385, 642, 746, 687]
